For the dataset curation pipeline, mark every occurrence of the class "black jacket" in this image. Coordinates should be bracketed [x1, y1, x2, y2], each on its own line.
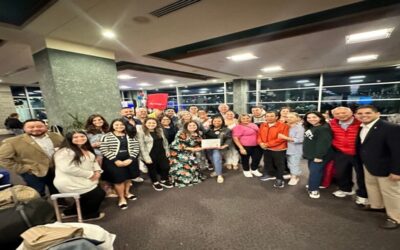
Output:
[4, 117, 23, 129]
[303, 123, 332, 160]
[356, 119, 400, 176]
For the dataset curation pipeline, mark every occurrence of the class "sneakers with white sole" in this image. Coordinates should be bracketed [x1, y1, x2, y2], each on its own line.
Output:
[355, 196, 369, 206]
[217, 175, 224, 183]
[309, 191, 320, 199]
[251, 169, 263, 177]
[333, 190, 355, 198]
[288, 176, 299, 186]
[132, 177, 144, 183]
[243, 171, 253, 178]
[283, 174, 291, 180]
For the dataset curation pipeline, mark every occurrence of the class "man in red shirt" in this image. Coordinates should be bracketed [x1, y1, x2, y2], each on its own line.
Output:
[330, 107, 367, 205]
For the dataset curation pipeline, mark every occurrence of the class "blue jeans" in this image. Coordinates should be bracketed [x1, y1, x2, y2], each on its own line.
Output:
[287, 154, 302, 176]
[207, 149, 223, 175]
[20, 170, 58, 197]
[308, 160, 324, 191]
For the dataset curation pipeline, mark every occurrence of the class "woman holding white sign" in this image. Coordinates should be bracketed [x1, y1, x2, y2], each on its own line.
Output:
[203, 116, 232, 183]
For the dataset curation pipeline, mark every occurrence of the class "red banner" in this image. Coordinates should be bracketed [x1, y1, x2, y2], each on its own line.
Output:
[147, 93, 169, 110]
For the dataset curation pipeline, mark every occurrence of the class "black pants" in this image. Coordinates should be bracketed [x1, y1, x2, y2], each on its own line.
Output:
[64, 185, 105, 219]
[20, 169, 58, 197]
[334, 150, 367, 198]
[146, 154, 170, 183]
[241, 146, 263, 171]
[263, 150, 286, 180]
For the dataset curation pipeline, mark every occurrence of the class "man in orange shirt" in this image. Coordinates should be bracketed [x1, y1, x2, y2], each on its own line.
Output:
[258, 111, 289, 188]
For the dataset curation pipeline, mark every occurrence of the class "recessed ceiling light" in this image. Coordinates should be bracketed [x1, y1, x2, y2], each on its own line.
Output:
[138, 82, 151, 86]
[161, 79, 177, 84]
[303, 83, 316, 86]
[119, 85, 131, 89]
[0, 79, 2, 82]
[168, 84, 174, 87]
[226, 53, 258, 62]
[257, 75, 263, 78]
[102, 30, 116, 39]
[211, 79, 218, 82]
[346, 28, 394, 44]
[118, 74, 136, 80]
[349, 75, 366, 79]
[347, 54, 378, 63]
[261, 66, 283, 72]
[296, 80, 309, 83]
[350, 79, 364, 83]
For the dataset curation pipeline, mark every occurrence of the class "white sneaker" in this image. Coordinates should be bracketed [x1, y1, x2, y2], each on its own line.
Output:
[243, 171, 253, 178]
[332, 190, 355, 198]
[309, 191, 320, 199]
[355, 196, 369, 206]
[250, 170, 263, 177]
[217, 175, 224, 183]
[210, 171, 217, 177]
[288, 176, 299, 186]
[132, 177, 144, 183]
[283, 174, 291, 180]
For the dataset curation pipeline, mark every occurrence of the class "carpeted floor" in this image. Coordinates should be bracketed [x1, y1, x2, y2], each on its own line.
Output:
[92, 165, 399, 250]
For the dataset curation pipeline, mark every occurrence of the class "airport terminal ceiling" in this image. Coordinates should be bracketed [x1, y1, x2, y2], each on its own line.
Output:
[0, 0, 400, 89]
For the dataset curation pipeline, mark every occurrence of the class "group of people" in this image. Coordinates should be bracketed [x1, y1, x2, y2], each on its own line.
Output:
[0, 103, 399, 230]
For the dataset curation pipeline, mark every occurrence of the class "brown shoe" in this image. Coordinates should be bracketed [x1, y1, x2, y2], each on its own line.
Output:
[380, 218, 399, 229]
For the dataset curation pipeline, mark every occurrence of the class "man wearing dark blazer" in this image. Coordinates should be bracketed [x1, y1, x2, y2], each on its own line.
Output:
[355, 105, 400, 229]
[0, 119, 64, 197]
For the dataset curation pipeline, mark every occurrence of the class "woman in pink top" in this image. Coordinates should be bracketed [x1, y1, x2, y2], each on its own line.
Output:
[232, 114, 263, 178]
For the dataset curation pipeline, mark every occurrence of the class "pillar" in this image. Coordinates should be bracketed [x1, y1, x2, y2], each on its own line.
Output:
[232, 79, 249, 114]
[33, 39, 121, 129]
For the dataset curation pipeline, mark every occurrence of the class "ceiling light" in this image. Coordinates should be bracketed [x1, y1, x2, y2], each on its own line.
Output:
[257, 75, 263, 78]
[347, 54, 378, 63]
[350, 79, 364, 83]
[303, 83, 316, 86]
[119, 85, 131, 89]
[296, 80, 309, 83]
[138, 82, 151, 86]
[349, 75, 366, 79]
[33, 90, 42, 93]
[226, 53, 258, 62]
[0, 79, 2, 82]
[168, 84, 174, 87]
[102, 30, 116, 39]
[396, 65, 400, 69]
[346, 28, 394, 44]
[211, 79, 218, 82]
[118, 74, 136, 80]
[261, 66, 283, 72]
[199, 88, 209, 91]
[161, 79, 177, 84]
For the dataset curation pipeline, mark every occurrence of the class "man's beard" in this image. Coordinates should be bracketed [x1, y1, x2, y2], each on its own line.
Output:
[27, 131, 47, 137]
[125, 115, 133, 119]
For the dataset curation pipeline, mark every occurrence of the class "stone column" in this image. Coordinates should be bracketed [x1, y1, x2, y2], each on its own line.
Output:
[33, 39, 121, 129]
[232, 79, 249, 114]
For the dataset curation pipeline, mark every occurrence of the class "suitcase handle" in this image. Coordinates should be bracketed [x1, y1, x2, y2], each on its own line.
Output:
[50, 193, 83, 223]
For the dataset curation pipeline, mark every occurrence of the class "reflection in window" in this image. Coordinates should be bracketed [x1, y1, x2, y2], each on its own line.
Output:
[260, 88, 318, 102]
[29, 98, 45, 108]
[147, 88, 177, 96]
[180, 84, 224, 95]
[321, 100, 400, 114]
[181, 94, 224, 105]
[322, 83, 400, 100]
[260, 102, 318, 114]
[260, 74, 320, 89]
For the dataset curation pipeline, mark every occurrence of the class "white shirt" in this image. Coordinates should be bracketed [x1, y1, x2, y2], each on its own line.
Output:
[31, 134, 55, 158]
[360, 118, 379, 143]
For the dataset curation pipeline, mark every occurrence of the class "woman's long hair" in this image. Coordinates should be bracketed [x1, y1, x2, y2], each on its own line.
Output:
[58, 130, 95, 165]
[303, 111, 326, 130]
[142, 117, 163, 138]
[85, 114, 109, 134]
[182, 121, 200, 136]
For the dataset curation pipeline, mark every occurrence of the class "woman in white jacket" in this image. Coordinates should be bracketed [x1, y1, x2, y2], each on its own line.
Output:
[54, 130, 105, 221]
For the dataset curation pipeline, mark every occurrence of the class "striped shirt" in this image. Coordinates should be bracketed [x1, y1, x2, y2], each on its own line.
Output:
[100, 132, 140, 160]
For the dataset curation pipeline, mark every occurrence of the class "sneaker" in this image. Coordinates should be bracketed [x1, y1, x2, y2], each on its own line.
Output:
[125, 193, 137, 200]
[152, 182, 164, 191]
[106, 193, 118, 198]
[118, 201, 128, 210]
[232, 165, 239, 170]
[288, 176, 299, 186]
[132, 177, 144, 183]
[243, 171, 253, 178]
[207, 166, 214, 171]
[283, 174, 291, 180]
[217, 175, 224, 183]
[332, 190, 356, 198]
[251, 169, 263, 177]
[160, 180, 173, 189]
[83, 212, 105, 222]
[210, 171, 218, 177]
[305, 185, 326, 189]
[273, 179, 284, 188]
[225, 164, 232, 170]
[309, 191, 320, 199]
[260, 174, 276, 181]
[355, 196, 369, 206]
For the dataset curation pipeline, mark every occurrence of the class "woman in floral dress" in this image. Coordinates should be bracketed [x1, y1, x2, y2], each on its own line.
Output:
[169, 121, 203, 187]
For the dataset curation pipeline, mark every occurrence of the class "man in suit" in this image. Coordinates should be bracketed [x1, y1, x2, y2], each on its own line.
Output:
[0, 119, 64, 197]
[355, 105, 400, 229]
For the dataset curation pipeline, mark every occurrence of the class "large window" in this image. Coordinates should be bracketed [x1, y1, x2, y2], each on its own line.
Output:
[10, 86, 46, 121]
[246, 67, 400, 115]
